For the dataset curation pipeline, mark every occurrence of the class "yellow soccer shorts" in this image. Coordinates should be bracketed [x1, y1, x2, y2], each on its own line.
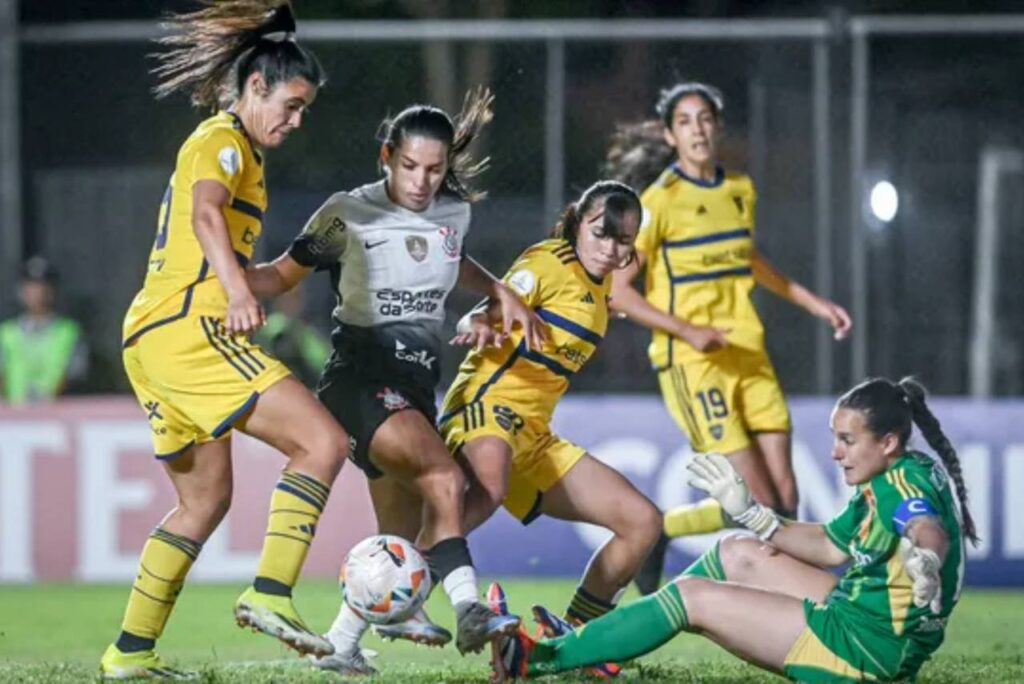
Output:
[658, 347, 791, 454]
[439, 398, 585, 524]
[123, 314, 291, 459]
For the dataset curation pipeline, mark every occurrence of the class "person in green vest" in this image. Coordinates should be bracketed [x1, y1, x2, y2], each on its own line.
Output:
[0, 256, 88, 404]
[253, 282, 330, 388]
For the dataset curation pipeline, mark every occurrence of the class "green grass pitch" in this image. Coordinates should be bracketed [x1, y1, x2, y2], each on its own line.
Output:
[0, 580, 1022, 682]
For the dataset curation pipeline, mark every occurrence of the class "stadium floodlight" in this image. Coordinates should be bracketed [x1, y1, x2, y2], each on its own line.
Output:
[869, 180, 899, 223]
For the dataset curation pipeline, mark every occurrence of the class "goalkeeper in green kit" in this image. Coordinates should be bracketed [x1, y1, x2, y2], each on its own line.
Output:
[492, 377, 976, 682]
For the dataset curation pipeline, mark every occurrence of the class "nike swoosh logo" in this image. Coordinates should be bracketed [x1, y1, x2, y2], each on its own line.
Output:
[364, 240, 388, 250]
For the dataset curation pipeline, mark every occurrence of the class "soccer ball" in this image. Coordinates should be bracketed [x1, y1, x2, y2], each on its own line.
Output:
[341, 534, 431, 625]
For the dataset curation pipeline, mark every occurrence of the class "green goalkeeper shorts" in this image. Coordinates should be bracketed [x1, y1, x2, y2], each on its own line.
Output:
[783, 599, 936, 682]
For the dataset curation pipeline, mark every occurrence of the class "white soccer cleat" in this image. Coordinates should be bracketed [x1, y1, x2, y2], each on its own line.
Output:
[373, 607, 452, 647]
[455, 599, 521, 655]
[308, 647, 377, 676]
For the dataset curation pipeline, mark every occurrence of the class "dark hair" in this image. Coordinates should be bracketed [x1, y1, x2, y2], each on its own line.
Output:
[551, 180, 642, 253]
[152, 1, 325, 109]
[604, 81, 724, 192]
[20, 255, 58, 284]
[379, 87, 494, 203]
[837, 377, 979, 545]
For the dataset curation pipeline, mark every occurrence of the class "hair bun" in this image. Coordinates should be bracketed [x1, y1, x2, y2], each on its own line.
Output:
[260, 3, 296, 41]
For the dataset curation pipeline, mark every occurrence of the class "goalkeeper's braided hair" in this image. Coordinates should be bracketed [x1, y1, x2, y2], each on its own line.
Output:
[837, 377, 978, 546]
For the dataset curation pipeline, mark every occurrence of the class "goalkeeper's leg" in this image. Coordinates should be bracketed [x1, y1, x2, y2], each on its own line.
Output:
[526, 577, 809, 677]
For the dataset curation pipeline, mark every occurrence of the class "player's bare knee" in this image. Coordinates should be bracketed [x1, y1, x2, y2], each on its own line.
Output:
[419, 461, 465, 508]
[296, 421, 348, 477]
[718, 532, 771, 580]
[178, 486, 232, 532]
[626, 497, 663, 551]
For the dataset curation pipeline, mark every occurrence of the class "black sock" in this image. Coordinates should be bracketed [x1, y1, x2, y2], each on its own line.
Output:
[115, 630, 156, 653]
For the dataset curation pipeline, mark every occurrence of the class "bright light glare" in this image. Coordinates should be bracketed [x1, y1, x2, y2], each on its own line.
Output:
[869, 181, 899, 222]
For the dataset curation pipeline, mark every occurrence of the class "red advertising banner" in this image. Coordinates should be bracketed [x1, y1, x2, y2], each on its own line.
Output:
[0, 398, 376, 582]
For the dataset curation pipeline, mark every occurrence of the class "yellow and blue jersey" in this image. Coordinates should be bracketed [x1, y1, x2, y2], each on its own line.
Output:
[123, 111, 268, 345]
[636, 164, 762, 369]
[440, 238, 611, 424]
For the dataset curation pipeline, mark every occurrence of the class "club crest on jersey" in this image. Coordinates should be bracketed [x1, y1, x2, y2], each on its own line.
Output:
[710, 424, 724, 440]
[438, 226, 460, 258]
[405, 235, 429, 262]
[376, 387, 410, 411]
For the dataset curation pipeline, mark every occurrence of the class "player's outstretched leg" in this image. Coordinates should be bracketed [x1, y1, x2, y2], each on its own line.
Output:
[232, 377, 349, 657]
[232, 468, 335, 656]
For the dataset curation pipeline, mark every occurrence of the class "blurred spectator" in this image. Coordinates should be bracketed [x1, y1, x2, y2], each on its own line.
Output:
[0, 256, 89, 404]
[254, 283, 330, 388]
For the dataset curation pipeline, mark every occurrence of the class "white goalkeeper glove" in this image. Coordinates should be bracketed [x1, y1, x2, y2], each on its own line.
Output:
[899, 537, 943, 614]
[685, 452, 780, 540]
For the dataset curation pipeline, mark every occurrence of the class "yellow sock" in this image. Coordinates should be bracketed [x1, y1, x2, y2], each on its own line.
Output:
[663, 498, 727, 538]
[254, 470, 330, 592]
[121, 527, 201, 641]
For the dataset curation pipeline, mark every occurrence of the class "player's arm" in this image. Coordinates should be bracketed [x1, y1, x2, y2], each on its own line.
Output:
[247, 255, 311, 298]
[894, 495, 950, 613]
[457, 256, 548, 351]
[751, 249, 852, 340]
[609, 252, 729, 353]
[687, 452, 850, 567]
[249, 194, 349, 298]
[769, 520, 851, 567]
[192, 179, 264, 335]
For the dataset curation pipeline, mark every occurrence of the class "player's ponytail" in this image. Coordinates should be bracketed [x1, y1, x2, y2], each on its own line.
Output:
[152, 0, 324, 109]
[379, 87, 494, 203]
[837, 376, 978, 546]
[605, 81, 725, 192]
[551, 180, 641, 258]
[899, 377, 979, 546]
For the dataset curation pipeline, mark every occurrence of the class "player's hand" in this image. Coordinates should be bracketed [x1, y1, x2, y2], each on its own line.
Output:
[686, 453, 780, 539]
[494, 283, 549, 351]
[817, 299, 852, 341]
[450, 314, 508, 351]
[226, 288, 266, 336]
[678, 323, 730, 353]
[899, 537, 943, 614]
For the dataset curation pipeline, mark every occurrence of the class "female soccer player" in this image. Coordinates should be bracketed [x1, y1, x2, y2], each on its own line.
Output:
[102, 2, 347, 679]
[440, 180, 663, 666]
[605, 82, 853, 592]
[496, 376, 977, 683]
[246, 90, 544, 674]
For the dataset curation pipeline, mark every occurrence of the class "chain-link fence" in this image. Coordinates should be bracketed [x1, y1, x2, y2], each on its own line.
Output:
[4, 16, 1023, 396]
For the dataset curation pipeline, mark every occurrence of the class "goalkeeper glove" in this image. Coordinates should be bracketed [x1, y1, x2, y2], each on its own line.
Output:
[685, 452, 780, 540]
[899, 537, 943, 614]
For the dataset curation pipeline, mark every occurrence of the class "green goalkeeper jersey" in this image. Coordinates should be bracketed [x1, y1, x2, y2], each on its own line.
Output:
[823, 450, 965, 649]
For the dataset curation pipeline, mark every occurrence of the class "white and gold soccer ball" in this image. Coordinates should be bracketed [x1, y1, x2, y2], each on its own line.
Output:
[341, 534, 431, 625]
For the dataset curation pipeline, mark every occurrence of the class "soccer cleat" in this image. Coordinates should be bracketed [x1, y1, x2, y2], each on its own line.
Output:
[308, 647, 377, 676]
[532, 605, 621, 678]
[233, 586, 334, 657]
[456, 589, 520, 655]
[374, 606, 452, 647]
[99, 644, 198, 680]
[490, 624, 535, 682]
[634, 532, 670, 596]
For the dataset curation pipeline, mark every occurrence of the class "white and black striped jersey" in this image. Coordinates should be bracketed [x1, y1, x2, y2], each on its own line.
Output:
[289, 179, 470, 385]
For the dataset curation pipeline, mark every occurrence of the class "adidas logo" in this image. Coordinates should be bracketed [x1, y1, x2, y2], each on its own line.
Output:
[697, 205, 708, 215]
[580, 292, 595, 304]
